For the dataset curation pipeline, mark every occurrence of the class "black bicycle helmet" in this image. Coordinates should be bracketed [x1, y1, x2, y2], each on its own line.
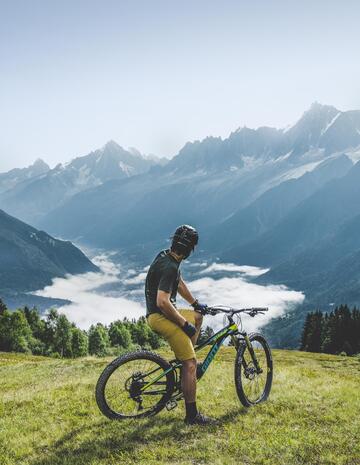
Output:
[171, 224, 199, 259]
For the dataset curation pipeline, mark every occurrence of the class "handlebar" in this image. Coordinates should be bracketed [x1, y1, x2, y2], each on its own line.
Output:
[200, 306, 269, 317]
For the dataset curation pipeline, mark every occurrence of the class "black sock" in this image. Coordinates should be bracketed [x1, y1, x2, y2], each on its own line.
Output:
[185, 401, 198, 420]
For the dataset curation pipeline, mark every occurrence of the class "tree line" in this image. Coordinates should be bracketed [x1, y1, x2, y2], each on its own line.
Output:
[0, 299, 216, 358]
[300, 304, 360, 355]
[0, 299, 164, 357]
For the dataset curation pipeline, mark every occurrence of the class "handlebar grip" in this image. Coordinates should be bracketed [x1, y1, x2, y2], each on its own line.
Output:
[195, 307, 212, 316]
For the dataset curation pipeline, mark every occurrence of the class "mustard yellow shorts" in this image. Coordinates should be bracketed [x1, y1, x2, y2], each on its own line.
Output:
[147, 309, 197, 361]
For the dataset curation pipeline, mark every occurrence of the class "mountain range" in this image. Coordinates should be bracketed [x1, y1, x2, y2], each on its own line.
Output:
[34, 103, 360, 255]
[0, 141, 163, 224]
[0, 158, 50, 194]
[1, 102, 360, 347]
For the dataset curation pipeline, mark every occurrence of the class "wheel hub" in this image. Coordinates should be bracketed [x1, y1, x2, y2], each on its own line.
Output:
[245, 363, 257, 380]
[126, 371, 145, 399]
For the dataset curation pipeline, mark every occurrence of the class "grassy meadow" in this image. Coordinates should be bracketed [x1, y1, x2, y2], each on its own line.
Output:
[0, 347, 359, 465]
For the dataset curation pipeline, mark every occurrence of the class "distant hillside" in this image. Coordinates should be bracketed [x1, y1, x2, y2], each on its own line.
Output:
[0, 141, 161, 224]
[0, 209, 98, 294]
[206, 154, 352, 252]
[220, 158, 360, 347]
[222, 159, 360, 267]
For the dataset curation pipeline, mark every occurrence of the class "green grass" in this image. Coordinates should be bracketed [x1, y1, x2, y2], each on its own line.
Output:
[0, 348, 359, 465]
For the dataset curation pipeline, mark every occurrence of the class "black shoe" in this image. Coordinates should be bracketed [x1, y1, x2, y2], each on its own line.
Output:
[184, 412, 217, 426]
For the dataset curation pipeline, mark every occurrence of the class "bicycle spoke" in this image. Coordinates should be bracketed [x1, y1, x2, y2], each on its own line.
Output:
[240, 338, 270, 404]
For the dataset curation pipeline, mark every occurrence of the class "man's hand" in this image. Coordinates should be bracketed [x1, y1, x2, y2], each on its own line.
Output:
[182, 321, 197, 337]
[191, 299, 208, 315]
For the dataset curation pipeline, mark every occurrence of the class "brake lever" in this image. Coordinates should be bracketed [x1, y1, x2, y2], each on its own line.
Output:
[206, 308, 219, 316]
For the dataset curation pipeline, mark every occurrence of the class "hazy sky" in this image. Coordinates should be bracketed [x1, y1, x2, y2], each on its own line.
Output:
[1, 0, 359, 171]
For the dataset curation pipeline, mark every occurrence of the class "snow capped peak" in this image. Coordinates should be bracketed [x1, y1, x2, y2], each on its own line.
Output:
[102, 140, 122, 152]
[127, 147, 143, 158]
[291, 102, 340, 129]
[118, 161, 134, 176]
[282, 124, 293, 134]
[235, 125, 247, 133]
[308, 101, 339, 114]
[32, 158, 49, 169]
[321, 112, 341, 135]
[53, 163, 64, 171]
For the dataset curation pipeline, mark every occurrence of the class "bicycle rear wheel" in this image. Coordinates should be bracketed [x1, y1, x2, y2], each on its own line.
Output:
[234, 333, 273, 407]
[95, 350, 175, 420]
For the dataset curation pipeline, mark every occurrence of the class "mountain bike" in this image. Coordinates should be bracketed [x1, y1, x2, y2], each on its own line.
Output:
[95, 306, 273, 419]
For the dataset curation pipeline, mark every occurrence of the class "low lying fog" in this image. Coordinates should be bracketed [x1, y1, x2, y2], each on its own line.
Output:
[34, 254, 304, 332]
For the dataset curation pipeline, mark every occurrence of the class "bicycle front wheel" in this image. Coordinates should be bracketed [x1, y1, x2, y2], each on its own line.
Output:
[234, 333, 273, 407]
[95, 350, 175, 420]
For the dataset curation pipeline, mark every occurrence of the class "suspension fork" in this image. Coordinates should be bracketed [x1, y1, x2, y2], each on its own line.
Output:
[242, 333, 262, 373]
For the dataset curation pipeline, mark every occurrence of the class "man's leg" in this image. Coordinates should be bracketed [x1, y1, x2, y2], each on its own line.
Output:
[182, 358, 198, 420]
[182, 311, 204, 422]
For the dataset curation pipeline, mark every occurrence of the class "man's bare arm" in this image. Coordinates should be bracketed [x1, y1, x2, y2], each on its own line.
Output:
[157, 290, 187, 327]
[177, 277, 196, 305]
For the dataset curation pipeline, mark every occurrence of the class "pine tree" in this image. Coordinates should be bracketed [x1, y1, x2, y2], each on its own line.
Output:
[320, 313, 329, 351]
[338, 305, 353, 355]
[321, 311, 337, 354]
[351, 307, 360, 354]
[306, 311, 323, 352]
[0, 298, 7, 316]
[300, 313, 312, 351]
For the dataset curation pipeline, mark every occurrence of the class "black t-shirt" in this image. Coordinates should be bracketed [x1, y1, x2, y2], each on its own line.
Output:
[145, 249, 181, 316]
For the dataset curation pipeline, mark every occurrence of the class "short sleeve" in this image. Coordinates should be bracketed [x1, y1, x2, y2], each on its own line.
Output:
[158, 266, 178, 293]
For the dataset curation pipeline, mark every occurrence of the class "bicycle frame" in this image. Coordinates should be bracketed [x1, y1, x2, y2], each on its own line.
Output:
[140, 314, 258, 397]
[193, 321, 238, 376]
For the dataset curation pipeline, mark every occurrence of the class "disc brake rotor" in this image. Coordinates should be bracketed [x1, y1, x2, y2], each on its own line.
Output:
[244, 362, 257, 380]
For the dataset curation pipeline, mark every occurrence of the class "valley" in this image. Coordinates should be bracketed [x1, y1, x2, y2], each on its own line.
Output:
[2, 102, 360, 348]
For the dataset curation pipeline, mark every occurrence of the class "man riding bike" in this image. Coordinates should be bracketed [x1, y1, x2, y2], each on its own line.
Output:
[145, 225, 216, 425]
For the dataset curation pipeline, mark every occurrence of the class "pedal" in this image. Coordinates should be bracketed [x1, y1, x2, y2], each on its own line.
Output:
[165, 399, 178, 411]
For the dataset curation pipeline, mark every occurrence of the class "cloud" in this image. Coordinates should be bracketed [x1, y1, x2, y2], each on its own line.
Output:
[187, 261, 208, 268]
[185, 275, 304, 332]
[34, 257, 144, 329]
[33, 255, 304, 334]
[199, 262, 270, 277]
[123, 272, 147, 285]
[92, 253, 121, 276]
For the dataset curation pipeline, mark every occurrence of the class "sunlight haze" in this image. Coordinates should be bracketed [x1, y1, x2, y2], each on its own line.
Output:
[1, 0, 359, 171]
